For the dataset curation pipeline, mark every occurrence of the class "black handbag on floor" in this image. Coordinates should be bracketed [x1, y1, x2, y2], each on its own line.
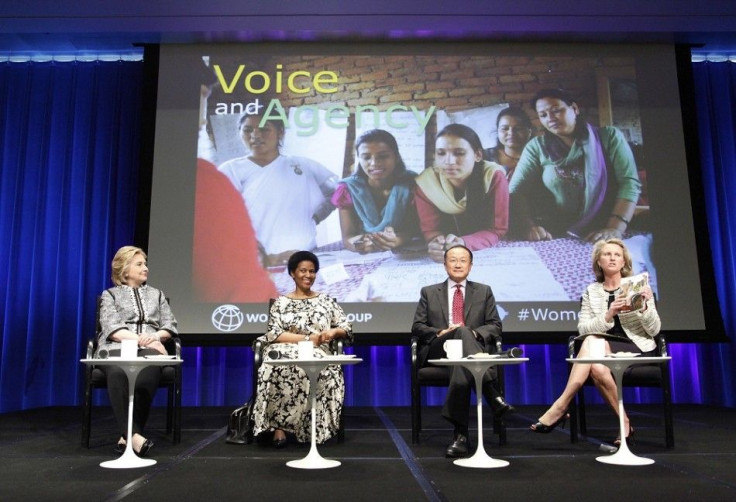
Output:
[226, 396, 255, 444]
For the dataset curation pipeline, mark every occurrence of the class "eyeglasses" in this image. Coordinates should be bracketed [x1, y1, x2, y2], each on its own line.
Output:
[446, 258, 470, 265]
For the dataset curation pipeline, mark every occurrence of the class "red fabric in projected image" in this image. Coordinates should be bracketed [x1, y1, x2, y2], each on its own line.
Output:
[193, 158, 278, 302]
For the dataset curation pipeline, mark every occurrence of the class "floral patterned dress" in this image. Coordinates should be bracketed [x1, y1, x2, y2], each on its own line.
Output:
[252, 294, 353, 443]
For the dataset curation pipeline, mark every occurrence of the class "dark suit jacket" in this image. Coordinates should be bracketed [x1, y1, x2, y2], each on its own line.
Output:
[411, 279, 502, 369]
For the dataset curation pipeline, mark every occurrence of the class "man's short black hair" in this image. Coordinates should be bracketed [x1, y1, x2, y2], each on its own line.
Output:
[443, 244, 473, 263]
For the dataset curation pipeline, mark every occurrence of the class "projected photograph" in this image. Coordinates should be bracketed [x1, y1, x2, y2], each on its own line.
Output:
[195, 55, 653, 299]
[149, 43, 700, 337]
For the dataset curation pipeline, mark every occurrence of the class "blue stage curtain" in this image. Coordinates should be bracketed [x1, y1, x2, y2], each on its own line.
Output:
[690, 61, 736, 407]
[0, 60, 143, 412]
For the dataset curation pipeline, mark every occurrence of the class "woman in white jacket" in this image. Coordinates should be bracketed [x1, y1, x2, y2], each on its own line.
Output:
[530, 238, 660, 444]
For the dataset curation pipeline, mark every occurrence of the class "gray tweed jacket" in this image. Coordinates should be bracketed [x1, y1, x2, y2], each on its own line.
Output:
[96, 285, 178, 357]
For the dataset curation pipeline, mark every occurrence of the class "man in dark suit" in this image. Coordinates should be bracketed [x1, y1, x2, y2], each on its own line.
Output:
[411, 244, 514, 458]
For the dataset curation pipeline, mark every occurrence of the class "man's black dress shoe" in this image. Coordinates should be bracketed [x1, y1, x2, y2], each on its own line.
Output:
[445, 434, 470, 458]
[492, 397, 516, 418]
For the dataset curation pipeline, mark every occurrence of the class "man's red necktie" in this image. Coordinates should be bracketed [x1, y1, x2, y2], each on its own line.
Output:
[452, 284, 464, 325]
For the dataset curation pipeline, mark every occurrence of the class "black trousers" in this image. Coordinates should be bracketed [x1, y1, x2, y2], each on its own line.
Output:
[427, 327, 501, 430]
[102, 348, 162, 438]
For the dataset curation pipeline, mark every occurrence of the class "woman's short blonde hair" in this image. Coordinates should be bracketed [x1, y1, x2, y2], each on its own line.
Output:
[591, 238, 632, 282]
[111, 246, 147, 286]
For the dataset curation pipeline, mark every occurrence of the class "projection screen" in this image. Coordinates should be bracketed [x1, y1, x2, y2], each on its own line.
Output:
[147, 42, 712, 344]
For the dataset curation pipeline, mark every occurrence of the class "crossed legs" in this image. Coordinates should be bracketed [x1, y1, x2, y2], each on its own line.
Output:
[533, 336, 628, 432]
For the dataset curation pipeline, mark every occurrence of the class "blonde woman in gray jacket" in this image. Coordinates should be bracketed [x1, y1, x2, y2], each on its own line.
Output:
[531, 238, 660, 445]
[97, 246, 178, 457]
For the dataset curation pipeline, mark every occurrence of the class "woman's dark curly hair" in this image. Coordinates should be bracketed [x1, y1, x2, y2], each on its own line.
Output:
[287, 250, 320, 274]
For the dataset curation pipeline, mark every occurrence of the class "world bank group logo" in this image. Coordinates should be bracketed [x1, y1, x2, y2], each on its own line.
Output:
[211, 304, 244, 332]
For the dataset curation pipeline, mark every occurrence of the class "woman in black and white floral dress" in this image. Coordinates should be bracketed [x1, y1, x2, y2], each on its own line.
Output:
[252, 250, 353, 448]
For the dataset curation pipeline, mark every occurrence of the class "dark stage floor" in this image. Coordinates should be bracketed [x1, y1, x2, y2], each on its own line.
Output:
[2, 404, 735, 501]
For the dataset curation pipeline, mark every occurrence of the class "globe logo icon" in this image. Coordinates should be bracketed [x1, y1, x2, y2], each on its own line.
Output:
[211, 304, 244, 332]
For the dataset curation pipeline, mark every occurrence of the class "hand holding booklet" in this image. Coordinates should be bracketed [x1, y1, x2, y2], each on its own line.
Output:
[619, 272, 649, 312]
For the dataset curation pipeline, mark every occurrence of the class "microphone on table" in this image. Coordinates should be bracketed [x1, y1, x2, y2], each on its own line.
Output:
[267, 350, 281, 360]
[498, 347, 524, 358]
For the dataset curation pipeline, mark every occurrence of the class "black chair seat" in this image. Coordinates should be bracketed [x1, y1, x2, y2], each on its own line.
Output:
[622, 365, 663, 386]
[416, 366, 453, 386]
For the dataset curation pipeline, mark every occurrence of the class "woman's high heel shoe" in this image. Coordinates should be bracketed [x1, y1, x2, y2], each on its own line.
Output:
[272, 430, 288, 449]
[614, 426, 634, 446]
[136, 439, 154, 457]
[530, 412, 569, 434]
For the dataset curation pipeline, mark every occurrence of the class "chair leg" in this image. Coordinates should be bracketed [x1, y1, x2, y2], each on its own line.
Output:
[337, 414, 345, 443]
[495, 416, 507, 446]
[569, 393, 579, 443]
[662, 368, 674, 448]
[411, 406, 419, 444]
[416, 395, 422, 437]
[173, 381, 182, 445]
[578, 389, 588, 435]
[81, 383, 93, 448]
[411, 383, 420, 444]
[494, 369, 507, 446]
[663, 399, 674, 448]
[166, 385, 174, 435]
